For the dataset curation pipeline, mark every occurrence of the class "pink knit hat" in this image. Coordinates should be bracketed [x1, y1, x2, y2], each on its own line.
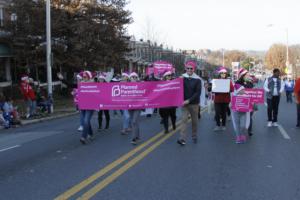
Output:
[83, 71, 92, 79]
[129, 72, 138, 78]
[163, 70, 172, 77]
[238, 68, 248, 79]
[21, 75, 29, 81]
[185, 60, 197, 70]
[218, 67, 227, 74]
[122, 72, 129, 78]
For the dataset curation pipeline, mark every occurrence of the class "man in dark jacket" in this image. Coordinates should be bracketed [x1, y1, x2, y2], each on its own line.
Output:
[177, 61, 202, 145]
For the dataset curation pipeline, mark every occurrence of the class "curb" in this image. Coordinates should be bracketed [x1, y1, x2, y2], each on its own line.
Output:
[21, 112, 78, 126]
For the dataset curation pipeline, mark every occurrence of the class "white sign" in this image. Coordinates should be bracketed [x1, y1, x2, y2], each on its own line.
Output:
[212, 79, 230, 93]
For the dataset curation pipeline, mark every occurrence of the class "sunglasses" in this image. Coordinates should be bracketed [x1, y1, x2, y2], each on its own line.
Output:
[131, 76, 138, 79]
[186, 68, 194, 70]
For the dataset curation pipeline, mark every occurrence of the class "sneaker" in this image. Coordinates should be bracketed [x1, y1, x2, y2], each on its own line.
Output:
[267, 121, 272, 127]
[77, 126, 83, 131]
[240, 135, 247, 142]
[87, 135, 94, 141]
[131, 137, 140, 145]
[214, 126, 222, 131]
[221, 126, 226, 131]
[80, 138, 87, 145]
[235, 136, 244, 144]
[248, 131, 253, 137]
[272, 122, 279, 127]
[26, 114, 31, 119]
[177, 139, 186, 146]
[121, 129, 128, 135]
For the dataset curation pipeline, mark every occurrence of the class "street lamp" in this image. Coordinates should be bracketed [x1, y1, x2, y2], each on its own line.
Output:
[46, 0, 53, 112]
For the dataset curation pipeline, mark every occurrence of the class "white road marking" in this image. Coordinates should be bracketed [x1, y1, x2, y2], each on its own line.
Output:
[0, 145, 21, 152]
[277, 124, 291, 140]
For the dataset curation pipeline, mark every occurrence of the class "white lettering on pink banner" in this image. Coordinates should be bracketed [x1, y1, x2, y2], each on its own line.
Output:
[78, 78, 183, 110]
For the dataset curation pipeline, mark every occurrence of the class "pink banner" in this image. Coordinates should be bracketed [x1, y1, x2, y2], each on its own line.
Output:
[231, 96, 253, 112]
[78, 78, 183, 110]
[153, 61, 174, 77]
[242, 88, 264, 104]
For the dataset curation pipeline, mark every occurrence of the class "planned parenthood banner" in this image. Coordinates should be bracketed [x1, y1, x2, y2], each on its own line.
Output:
[78, 78, 183, 110]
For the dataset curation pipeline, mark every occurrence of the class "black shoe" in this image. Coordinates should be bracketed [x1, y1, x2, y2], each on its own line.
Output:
[177, 139, 186, 146]
[296, 124, 300, 128]
[172, 124, 176, 130]
[131, 137, 140, 145]
[192, 137, 198, 144]
[80, 138, 87, 145]
[248, 132, 253, 137]
[164, 130, 169, 134]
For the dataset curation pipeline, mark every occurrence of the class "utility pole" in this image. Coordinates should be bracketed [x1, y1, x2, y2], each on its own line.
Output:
[46, 0, 53, 113]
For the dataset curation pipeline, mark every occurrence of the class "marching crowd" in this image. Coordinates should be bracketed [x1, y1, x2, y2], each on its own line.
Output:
[1, 60, 299, 146]
[71, 60, 299, 146]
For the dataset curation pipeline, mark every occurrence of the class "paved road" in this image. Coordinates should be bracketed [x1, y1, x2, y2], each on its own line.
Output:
[0, 98, 300, 200]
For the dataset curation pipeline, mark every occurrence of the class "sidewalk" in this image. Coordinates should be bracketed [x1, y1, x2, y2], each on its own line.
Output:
[20, 107, 78, 125]
[1, 97, 78, 130]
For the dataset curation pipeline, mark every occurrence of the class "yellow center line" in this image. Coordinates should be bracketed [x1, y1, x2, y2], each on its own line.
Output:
[55, 120, 182, 200]
[77, 125, 179, 200]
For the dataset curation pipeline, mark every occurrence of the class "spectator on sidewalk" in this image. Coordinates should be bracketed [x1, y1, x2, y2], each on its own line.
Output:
[284, 78, 294, 103]
[264, 68, 284, 127]
[2, 96, 21, 127]
[36, 86, 51, 114]
[294, 77, 300, 127]
[20, 75, 37, 119]
[177, 60, 201, 146]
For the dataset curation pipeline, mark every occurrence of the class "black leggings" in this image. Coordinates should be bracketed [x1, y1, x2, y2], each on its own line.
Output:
[159, 108, 176, 131]
[214, 103, 229, 126]
[98, 110, 110, 129]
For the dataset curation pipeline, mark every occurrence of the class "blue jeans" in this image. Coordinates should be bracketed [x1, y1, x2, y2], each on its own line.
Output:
[81, 110, 94, 139]
[129, 110, 141, 139]
[122, 110, 130, 129]
[79, 110, 84, 127]
[26, 99, 37, 116]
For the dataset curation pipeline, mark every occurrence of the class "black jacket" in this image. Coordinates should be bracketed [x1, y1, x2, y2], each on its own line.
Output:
[183, 77, 201, 104]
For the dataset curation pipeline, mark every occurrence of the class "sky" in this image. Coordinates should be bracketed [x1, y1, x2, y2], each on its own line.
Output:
[126, 0, 300, 51]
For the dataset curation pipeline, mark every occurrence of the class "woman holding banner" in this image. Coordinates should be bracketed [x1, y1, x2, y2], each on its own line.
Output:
[97, 74, 110, 131]
[231, 68, 251, 144]
[159, 70, 177, 134]
[120, 72, 132, 135]
[128, 72, 143, 145]
[212, 67, 234, 131]
[80, 71, 95, 144]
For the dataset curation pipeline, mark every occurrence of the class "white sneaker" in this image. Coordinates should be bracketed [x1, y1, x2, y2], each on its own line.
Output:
[77, 126, 83, 131]
[267, 122, 272, 127]
[272, 122, 279, 127]
[214, 126, 222, 131]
